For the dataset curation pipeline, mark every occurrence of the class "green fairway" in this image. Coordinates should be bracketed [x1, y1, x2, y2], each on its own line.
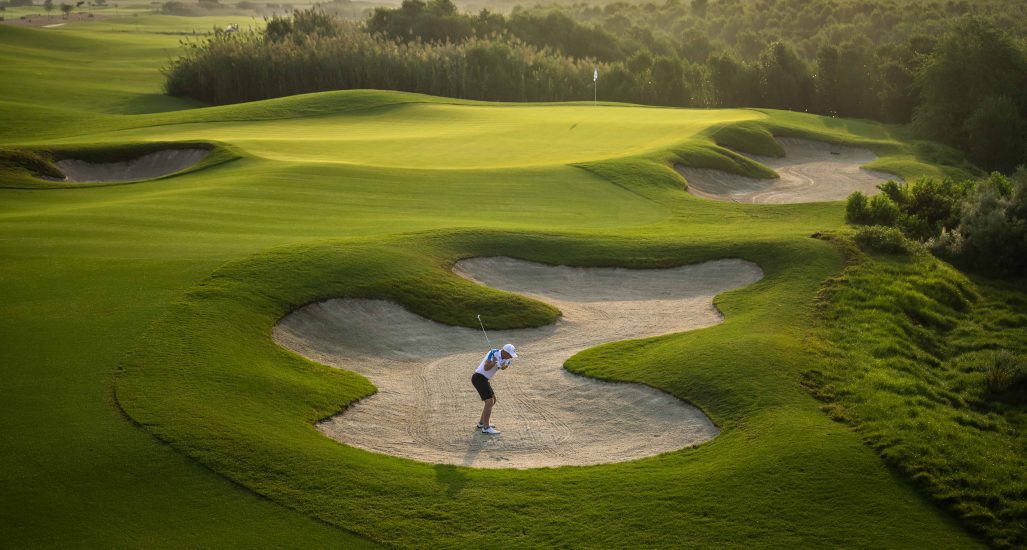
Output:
[0, 19, 991, 548]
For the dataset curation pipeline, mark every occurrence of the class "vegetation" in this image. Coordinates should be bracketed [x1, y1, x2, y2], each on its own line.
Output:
[165, 12, 600, 105]
[845, 171, 1027, 276]
[809, 235, 1026, 548]
[1, 12, 1022, 548]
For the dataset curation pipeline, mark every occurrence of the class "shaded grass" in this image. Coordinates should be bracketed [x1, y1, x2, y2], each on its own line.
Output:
[808, 235, 1026, 548]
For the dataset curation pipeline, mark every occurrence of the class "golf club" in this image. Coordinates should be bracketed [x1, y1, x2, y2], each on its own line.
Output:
[476, 314, 492, 348]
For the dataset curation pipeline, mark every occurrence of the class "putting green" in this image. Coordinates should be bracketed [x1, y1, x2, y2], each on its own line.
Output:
[79, 104, 763, 168]
[0, 19, 985, 548]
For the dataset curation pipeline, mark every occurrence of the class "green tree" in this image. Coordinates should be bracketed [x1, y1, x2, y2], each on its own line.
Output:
[815, 45, 841, 115]
[835, 41, 878, 118]
[43, 0, 54, 19]
[758, 41, 814, 111]
[963, 95, 1026, 173]
[651, 55, 687, 106]
[914, 18, 1027, 170]
[707, 51, 760, 107]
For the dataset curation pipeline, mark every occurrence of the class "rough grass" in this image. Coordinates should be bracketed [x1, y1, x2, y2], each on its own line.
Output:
[808, 235, 1027, 548]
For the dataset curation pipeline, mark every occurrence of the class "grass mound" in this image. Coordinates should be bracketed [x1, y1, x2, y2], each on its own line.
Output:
[809, 236, 1026, 548]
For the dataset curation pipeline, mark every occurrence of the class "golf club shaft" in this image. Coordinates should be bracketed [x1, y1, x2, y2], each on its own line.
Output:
[476, 314, 492, 348]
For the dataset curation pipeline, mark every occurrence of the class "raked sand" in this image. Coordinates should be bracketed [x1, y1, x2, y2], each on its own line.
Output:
[676, 137, 892, 204]
[274, 257, 763, 468]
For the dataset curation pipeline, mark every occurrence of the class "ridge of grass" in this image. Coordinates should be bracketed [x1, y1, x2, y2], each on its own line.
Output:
[807, 234, 1026, 548]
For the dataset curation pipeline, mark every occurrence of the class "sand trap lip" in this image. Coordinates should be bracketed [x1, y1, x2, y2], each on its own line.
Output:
[676, 137, 892, 204]
[273, 257, 763, 469]
[46, 148, 209, 183]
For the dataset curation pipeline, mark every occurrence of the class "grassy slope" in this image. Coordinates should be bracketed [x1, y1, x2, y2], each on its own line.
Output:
[0, 20, 985, 547]
[808, 238, 1026, 548]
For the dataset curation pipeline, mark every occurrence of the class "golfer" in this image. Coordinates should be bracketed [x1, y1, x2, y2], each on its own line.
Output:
[471, 343, 517, 434]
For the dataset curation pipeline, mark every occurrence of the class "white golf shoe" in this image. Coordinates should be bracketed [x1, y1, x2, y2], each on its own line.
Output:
[481, 426, 501, 435]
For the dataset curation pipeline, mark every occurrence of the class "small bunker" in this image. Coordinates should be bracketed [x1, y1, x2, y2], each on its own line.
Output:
[48, 148, 210, 183]
[676, 138, 892, 204]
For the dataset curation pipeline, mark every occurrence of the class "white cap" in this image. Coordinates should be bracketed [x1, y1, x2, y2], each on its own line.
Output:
[502, 343, 518, 358]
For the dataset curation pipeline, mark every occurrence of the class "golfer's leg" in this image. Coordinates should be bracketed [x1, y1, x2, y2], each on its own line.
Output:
[482, 397, 495, 426]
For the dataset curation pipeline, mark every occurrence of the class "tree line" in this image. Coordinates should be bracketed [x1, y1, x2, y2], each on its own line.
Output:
[164, 10, 597, 105]
[163, 0, 1027, 172]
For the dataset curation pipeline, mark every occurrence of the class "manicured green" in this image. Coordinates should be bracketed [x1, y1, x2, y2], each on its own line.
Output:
[0, 17, 999, 548]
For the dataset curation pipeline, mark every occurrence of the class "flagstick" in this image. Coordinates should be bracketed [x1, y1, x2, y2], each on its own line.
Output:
[593, 67, 598, 107]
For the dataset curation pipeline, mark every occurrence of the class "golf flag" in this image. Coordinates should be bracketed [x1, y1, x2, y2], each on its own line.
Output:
[594, 68, 598, 82]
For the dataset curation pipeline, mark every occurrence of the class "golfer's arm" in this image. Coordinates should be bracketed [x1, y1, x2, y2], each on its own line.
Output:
[484, 359, 497, 371]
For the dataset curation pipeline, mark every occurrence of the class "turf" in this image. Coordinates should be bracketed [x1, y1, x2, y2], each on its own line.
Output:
[0, 18, 995, 548]
[808, 236, 1026, 548]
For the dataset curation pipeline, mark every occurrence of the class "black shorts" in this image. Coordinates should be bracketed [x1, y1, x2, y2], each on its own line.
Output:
[471, 372, 494, 401]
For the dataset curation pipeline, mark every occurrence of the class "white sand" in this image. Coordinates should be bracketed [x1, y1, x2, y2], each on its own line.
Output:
[273, 257, 763, 469]
[676, 138, 892, 204]
[49, 148, 208, 183]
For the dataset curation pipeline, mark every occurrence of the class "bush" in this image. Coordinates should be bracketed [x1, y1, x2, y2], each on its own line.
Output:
[936, 173, 1027, 275]
[847, 191, 902, 227]
[868, 193, 901, 226]
[853, 225, 914, 255]
[846, 190, 871, 224]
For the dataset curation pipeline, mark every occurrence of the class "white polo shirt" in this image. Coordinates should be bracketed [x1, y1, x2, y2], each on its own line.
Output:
[474, 348, 512, 380]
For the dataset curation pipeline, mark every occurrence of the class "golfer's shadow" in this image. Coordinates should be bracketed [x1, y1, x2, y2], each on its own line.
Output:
[434, 464, 469, 497]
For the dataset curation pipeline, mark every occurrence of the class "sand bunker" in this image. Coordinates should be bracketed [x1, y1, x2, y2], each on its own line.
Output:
[274, 257, 763, 469]
[676, 138, 892, 204]
[49, 148, 208, 183]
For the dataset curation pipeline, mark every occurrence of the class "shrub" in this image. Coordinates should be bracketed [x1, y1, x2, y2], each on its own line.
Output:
[853, 225, 914, 255]
[846, 190, 871, 224]
[938, 173, 1027, 275]
[878, 179, 910, 207]
[868, 193, 901, 226]
[847, 191, 902, 227]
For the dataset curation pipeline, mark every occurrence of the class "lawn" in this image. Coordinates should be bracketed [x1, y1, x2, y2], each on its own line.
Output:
[0, 18, 988, 547]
